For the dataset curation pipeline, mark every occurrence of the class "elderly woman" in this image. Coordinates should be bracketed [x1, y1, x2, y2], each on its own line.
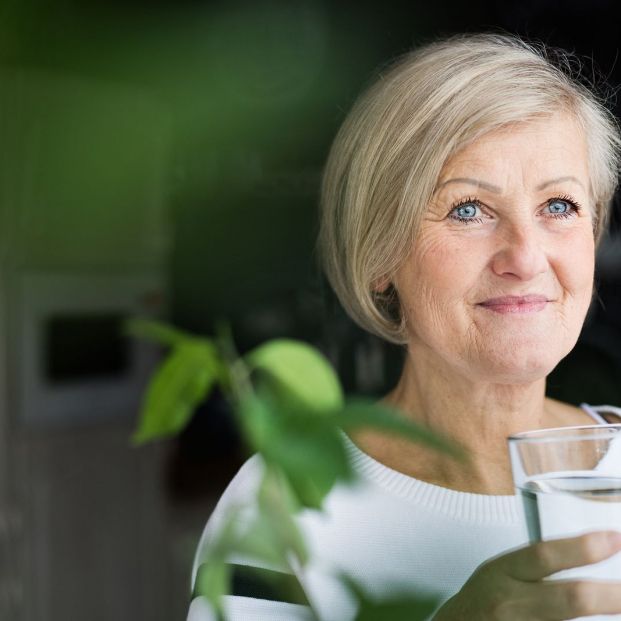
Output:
[188, 33, 621, 621]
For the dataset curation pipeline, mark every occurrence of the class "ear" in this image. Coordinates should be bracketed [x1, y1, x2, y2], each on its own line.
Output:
[372, 276, 391, 293]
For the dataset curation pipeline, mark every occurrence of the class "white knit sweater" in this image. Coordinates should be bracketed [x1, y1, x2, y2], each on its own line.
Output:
[187, 404, 621, 621]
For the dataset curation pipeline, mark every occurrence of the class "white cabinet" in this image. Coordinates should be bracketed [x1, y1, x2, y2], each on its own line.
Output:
[0, 70, 173, 621]
[16, 427, 170, 621]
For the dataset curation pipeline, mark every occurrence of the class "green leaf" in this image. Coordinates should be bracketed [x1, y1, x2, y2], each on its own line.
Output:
[269, 420, 351, 508]
[354, 595, 440, 621]
[239, 340, 350, 507]
[132, 341, 221, 444]
[234, 512, 291, 569]
[239, 396, 352, 509]
[245, 339, 343, 415]
[238, 393, 280, 453]
[257, 468, 308, 564]
[231, 472, 310, 604]
[338, 399, 467, 461]
[227, 471, 303, 568]
[343, 576, 440, 621]
[194, 560, 231, 614]
[125, 318, 195, 348]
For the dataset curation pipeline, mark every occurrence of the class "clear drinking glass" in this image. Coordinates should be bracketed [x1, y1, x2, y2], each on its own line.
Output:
[508, 424, 621, 620]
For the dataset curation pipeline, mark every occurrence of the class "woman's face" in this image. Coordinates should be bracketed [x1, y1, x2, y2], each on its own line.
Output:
[393, 113, 595, 384]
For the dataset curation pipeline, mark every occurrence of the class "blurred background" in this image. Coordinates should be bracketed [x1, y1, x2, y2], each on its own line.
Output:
[0, 0, 620, 619]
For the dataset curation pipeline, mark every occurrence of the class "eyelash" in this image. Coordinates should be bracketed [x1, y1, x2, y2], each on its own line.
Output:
[448, 196, 484, 224]
[547, 194, 583, 219]
[448, 194, 583, 224]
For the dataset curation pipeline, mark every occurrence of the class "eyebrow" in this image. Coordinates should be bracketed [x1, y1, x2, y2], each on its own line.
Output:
[435, 177, 501, 193]
[435, 175, 586, 193]
[535, 176, 586, 191]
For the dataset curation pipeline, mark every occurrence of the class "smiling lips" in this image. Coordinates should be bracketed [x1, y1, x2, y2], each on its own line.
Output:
[478, 295, 550, 314]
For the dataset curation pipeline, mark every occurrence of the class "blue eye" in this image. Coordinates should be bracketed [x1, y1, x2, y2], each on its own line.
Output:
[544, 197, 581, 219]
[449, 201, 482, 223]
[547, 200, 570, 214]
[456, 204, 478, 218]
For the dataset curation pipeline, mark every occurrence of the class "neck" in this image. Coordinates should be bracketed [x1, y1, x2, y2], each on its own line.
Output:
[389, 348, 550, 447]
[353, 346, 587, 495]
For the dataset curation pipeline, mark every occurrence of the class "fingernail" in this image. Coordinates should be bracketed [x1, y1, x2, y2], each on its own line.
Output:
[607, 531, 621, 547]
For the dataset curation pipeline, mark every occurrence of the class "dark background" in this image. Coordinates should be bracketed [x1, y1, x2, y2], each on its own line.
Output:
[2, 1, 621, 619]
[6, 0, 621, 526]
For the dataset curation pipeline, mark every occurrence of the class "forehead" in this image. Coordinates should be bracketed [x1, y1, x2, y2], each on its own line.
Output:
[437, 114, 590, 186]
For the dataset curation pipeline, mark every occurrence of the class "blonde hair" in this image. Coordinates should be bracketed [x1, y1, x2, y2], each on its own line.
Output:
[318, 33, 621, 344]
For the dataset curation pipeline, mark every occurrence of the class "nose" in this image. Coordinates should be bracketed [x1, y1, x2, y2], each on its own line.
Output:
[490, 224, 549, 281]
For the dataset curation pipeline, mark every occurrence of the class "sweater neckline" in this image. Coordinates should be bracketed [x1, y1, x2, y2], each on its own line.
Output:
[341, 433, 522, 524]
[341, 403, 607, 525]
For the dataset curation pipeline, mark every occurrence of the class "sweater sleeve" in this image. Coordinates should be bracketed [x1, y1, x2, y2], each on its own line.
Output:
[187, 595, 315, 621]
[186, 455, 316, 621]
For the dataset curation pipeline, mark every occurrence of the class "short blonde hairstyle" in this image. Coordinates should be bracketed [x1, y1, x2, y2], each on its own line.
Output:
[318, 33, 621, 345]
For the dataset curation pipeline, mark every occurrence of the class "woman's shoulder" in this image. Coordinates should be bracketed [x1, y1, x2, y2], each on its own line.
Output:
[546, 398, 621, 425]
[215, 453, 266, 502]
[188, 455, 317, 620]
[582, 403, 621, 424]
[190, 454, 266, 586]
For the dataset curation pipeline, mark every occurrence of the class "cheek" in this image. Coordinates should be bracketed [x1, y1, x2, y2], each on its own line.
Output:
[558, 230, 595, 298]
[396, 233, 482, 323]
[410, 233, 487, 298]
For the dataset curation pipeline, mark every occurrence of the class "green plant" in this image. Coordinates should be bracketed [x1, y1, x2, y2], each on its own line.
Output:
[128, 319, 464, 621]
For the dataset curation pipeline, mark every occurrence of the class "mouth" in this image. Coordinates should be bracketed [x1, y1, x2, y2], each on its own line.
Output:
[477, 295, 550, 314]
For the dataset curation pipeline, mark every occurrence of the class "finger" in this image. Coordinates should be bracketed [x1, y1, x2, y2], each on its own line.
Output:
[496, 531, 621, 581]
[541, 579, 621, 619]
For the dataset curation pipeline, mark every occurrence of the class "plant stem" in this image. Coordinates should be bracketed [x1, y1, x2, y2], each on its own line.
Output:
[284, 556, 322, 621]
[214, 321, 254, 404]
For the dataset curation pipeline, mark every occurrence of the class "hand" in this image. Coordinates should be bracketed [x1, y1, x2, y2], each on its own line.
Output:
[433, 530, 621, 620]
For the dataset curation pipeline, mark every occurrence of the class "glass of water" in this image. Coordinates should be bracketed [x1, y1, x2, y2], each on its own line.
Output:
[508, 424, 621, 616]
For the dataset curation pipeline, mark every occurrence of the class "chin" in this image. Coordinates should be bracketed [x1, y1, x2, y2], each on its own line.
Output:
[464, 324, 581, 382]
[471, 346, 568, 385]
